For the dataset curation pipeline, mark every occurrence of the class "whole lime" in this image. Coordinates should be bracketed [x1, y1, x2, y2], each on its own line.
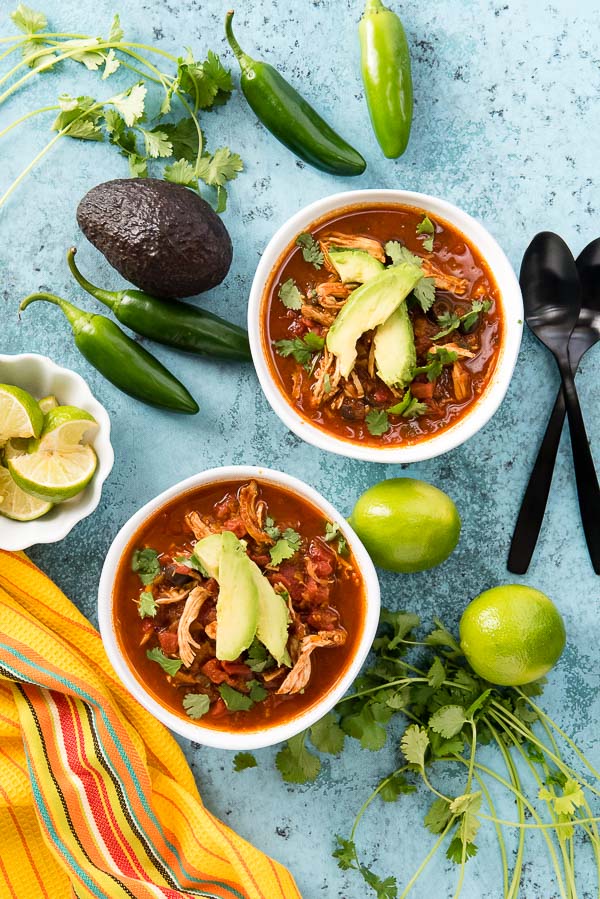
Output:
[459, 585, 566, 686]
[349, 478, 461, 573]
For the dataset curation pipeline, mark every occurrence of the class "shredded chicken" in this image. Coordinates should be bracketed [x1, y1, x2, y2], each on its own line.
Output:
[316, 282, 353, 301]
[311, 349, 341, 406]
[306, 557, 332, 586]
[276, 629, 347, 695]
[204, 620, 217, 641]
[319, 240, 336, 273]
[367, 337, 376, 378]
[452, 362, 471, 401]
[238, 480, 274, 545]
[177, 586, 209, 667]
[291, 370, 303, 401]
[324, 232, 386, 263]
[350, 370, 365, 398]
[185, 511, 214, 541]
[421, 259, 468, 296]
[300, 304, 336, 327]
[156, 586, 191, 605]
[431, 342, 475, 359]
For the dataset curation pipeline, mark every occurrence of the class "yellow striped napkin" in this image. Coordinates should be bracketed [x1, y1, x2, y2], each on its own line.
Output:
[0, 550, 300, 899]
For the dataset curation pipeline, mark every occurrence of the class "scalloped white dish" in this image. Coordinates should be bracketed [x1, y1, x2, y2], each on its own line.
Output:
[0, 354, 114, 551]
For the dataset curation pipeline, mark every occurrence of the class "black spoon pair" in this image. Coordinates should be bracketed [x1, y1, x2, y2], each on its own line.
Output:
[508, 234, 600, 574]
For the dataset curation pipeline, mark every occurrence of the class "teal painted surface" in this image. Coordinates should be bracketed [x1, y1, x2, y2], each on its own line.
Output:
[2, 0, 600, 895]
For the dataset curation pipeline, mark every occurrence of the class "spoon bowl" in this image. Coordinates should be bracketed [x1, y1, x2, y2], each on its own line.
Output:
[520, 231, 581, 352]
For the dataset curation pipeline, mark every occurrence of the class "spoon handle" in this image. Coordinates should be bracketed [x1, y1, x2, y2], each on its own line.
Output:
[559, 360, 600, 574]
[508, 386, 566, 574]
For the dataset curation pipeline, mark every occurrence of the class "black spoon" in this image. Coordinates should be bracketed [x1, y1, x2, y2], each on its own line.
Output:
[509, 232, 600, 574]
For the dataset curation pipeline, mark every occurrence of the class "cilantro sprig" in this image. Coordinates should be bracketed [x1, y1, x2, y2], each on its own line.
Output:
[273, 332, 325, 370]
[432, 299, 492, 341]
[1, 8, 243, 211]
[278, 278, 303, 311]
[385, 241, 436, 312]
[416, 214, 435, 252]
[296, 232, 324, 269]
[131, 547, 160, 585]
[365, 390, 430, 436]
[271, 609, 598, 898]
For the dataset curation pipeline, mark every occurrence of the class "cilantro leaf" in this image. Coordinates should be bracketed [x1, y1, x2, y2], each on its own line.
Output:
[138, 591, 157, 619]
[273, 333, 324, 368]
[427, 657, 446, 689]
[379, 772, 416, 803]
[310, 712, 345, 755]
[60, 38, 106, 71]
[323, 521, 349, 556]
[333, 836, 358, 871]
[177, 50, 233, 109]
[361, 868, 398, 899]
[111, 83, 146, 126]
[425, 620, 462, 652]
[424, 797, 452, 834]
[387, 390, 428, 420]
[365, 409, 389, 437]
[413, 276, 437, 312]
[278, 278, 303, 310]
[245, 637, 275, 673]
[146, 647, 182, 677]
[160, 118, 202, 162]
[446, 837, 478, 864]
[108, 13, 124, 43]
[52, 95, 104, 140]
[247, 679, 268, 702]
[196, 147, 243, 187]
[140, 128, 173, 159]
[432, 299, 492, 340]
[102, 48, 120, 80]
[131, 548, 161, 585]
[429, 705, 467, 739]
[276, 731, 321, 783]
[340, 702, 390, 751]
[128, 154, 148, 177]
[218, 683, 253, 711]
[10, 4, 47, 33]
[296, 232, 324, 269]
[385, 241, 420, 268]
[539, 779, 585, 816]
[379, 609, 420, 650]
[431, 311, 461, 341]
[270, 528, 302, 565]
[182, 692, 210, 719]
[233, 752, 258, 771]
[416, 215, 435, 251]
[413, 347, 458, 382]
[164, 159, 198, 188]
[400, 724, 429, 768]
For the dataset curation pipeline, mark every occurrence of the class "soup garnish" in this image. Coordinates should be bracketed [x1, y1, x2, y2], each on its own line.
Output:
[263, 204, 502, 446]
[114, 479, 364, 731]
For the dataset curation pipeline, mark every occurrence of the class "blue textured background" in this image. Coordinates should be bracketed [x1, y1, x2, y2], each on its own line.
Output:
[2, 0, 600, 895]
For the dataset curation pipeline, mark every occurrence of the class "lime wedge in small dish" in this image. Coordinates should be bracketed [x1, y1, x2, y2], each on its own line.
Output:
[0, 384, 44, 443]
[8, 445, 98, 502]
[38, 405, 98, 452]
[0, 466, 53, 521]
[38, 394, 59, 414]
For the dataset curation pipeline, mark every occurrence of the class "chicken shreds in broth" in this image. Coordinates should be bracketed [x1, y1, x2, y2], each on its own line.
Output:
[262, 204, 503, 447]
[113, 479, 365, 731]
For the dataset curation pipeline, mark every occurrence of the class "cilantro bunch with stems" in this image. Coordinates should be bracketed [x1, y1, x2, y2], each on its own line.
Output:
[255, 610, 600, 898]
[0, 4, 243, 210]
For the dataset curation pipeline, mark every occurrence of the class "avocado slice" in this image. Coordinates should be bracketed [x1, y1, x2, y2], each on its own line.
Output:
[329, 247, 384, 284]
[193, 533, 223, 579]
[215, 531, 259, 661]
[374, 303, 416, 388]
[326, 263, 423, 378]
[247, 559, 291, 666]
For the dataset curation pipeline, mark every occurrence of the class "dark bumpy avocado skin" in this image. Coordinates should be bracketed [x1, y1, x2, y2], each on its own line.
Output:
[76, 179, 233, 299]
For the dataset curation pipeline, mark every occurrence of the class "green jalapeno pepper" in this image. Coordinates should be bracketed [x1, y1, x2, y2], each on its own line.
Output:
[225, 10, 366, 177]
[359, 0, 413, 158]
[67, 248, 251, 362]
[19, 292, 199, 415]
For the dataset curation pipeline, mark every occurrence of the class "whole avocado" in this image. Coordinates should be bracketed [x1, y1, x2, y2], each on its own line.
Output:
[76, 179, 233, 299]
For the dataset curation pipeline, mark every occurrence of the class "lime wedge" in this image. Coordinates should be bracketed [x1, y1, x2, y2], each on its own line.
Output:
[39, 405, 98, 452]
[38, 395, 59, 414]
[0, 466, 53, 521]
[8, 445, 97, 502]
[0, 384, 44, 443]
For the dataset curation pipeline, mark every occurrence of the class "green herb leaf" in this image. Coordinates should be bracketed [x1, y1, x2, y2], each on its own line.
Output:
[341, 703, 390, 751]
[160, 118, 201, 162]
[431, 311, 461, 341]
[11, 4, 47, 33]
[446, 837, 478, 864]
[138, 591, 157, 619]
[111, 83, 146, 126]
[102, 48, 120, 80]
[182, 692, 210, 719]
[400, 724, 430, 768]
[273, 333, 324, 369]
[333, 836, 358, 870]
[429, 705, 467, 739]
[385, 241, 420, 268]
[107, 13, 124, 43]
[296, 233, 324, 269]
[218, 684, 254, 712]
[196, 147, 243, 187]
[278, 278, 303, 310]
[164, 158, 198, 188]
[379, 772, 416, 803]
[131, 548, 161, 585]
[424, 797, 452, 834]
[233, 752, 258, 771]
[413, 277, 437, 313]
[365, 409, 389, 437]
[270, 528, 302, 566]
[245, 637, 276, 673]
[539, 779, 585, 816]
[379, 609, 420, 650]
[310, 712, 345, 755]
[425, 619, 462, 652]
[177, 50, 233, 108]
[432, 299, 492, 340]
[323, 521, 349, 556]
[387, 390, 428, 420]
[276, 731, 321, 783]
[361, 869, 398, 899]
[427, 657, 446, 689]
[140, 128, 173, 159]
[128, 154, 148, 177]
[413, 346, 458, 382]
[52, 94, 104, 140]
[146, 647, 182, 677]
[247, 679, 268, 703]
[60, 38, 106, 71]
[416, 216, 435, 251]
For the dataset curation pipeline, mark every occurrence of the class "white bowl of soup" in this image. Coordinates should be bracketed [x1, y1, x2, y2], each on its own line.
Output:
[248, 190, 523, 463]
[98, 466, 380, 750]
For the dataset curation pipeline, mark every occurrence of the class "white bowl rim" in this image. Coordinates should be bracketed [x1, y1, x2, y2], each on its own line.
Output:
[0, 353, 114, 550]
[98, 464, 381, 751]
[248, 188, 523, 463]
